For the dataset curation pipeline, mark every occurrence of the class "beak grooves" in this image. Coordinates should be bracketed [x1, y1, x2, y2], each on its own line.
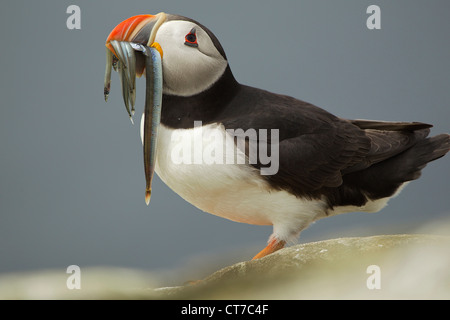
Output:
[105, 14, 156, 55]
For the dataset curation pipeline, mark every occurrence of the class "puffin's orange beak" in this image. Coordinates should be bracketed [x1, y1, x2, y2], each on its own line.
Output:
[105, 14, 164, 59]
[104, 13, 166, 205]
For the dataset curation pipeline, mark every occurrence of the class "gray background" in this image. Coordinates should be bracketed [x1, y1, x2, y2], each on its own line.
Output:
[1, 1, 449, 280]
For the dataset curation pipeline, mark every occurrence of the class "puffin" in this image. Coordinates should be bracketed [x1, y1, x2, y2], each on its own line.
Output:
[104, 13, 450, 260]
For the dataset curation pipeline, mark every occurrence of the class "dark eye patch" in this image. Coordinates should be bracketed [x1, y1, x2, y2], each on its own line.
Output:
[184, 27, 198, 47]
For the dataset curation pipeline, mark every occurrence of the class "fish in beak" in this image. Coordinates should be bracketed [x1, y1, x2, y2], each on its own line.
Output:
[104, 13, 167, 205]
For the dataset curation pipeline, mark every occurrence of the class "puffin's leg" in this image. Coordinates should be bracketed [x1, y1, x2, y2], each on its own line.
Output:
[252, 238, 286, 260]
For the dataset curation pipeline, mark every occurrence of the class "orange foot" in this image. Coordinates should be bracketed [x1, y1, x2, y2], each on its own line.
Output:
[252, 238, 286, 260]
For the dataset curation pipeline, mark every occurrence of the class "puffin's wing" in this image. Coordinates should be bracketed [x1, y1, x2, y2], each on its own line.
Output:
[270, 119, 371, 192]
[223, 87, 433, 194]
[222, 88, 372, 192]
[265, 119, 433, 193]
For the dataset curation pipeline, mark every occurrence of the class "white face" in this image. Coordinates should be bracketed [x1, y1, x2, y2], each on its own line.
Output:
[154, 20, 228, 97]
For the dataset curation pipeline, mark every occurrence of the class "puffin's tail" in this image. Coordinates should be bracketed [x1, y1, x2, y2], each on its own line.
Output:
[356, 132, 450, 202]
[337, 131, 449, 207]
[348, 120, 450, 182]
[394, 133, 450, 181]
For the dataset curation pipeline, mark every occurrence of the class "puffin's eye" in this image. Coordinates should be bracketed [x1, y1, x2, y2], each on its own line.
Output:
[184, 28, 198, 47]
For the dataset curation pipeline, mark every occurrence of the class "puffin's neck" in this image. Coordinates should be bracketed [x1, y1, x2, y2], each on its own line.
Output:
[160, 65, 240, 129]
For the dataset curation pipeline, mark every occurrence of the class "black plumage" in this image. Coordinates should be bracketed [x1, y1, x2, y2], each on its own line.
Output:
[161, 65, 450, 210]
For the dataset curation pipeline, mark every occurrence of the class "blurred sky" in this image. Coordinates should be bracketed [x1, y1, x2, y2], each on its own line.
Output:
[0, 0, 449, 277]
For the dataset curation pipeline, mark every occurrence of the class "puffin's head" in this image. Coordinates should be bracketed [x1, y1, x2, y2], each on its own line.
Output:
[105, 13, 228, 97]
[103, 13, 229, 204]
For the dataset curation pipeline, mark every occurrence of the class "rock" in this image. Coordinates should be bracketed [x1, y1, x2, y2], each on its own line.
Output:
[155, 234, 450, 299]
[1, 234, 449, 299]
